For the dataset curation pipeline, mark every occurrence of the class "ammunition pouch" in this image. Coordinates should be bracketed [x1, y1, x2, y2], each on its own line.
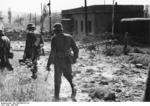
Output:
[66, 53, 75, 64]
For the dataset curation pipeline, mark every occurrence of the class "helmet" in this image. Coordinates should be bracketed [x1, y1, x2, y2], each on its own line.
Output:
[53, 23, 63, 31]
[27, 23, 36, 30]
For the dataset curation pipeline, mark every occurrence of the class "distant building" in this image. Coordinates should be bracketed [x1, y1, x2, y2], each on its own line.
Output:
[121, 18, 150, 45]
[61, 5, 144, 39]
[120, 5, 150, 45]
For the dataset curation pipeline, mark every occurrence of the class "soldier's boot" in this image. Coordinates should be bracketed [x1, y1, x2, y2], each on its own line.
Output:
[31, 72, 37, 80]
[0, 61, 5, 67]
[6, 63, 13, 71]
[0, 61, 5, 70]
[31, 59, 38, 79]
[70, 83, 77, 101]
[31, 65, 37, 80]
[64, 73, 77, 101]
[54, 84, 60, 101]
[2, 57, 13, 71]
[68, 80, 77, 101]
[31, 69, 37, 80]
[19, 59, 26, 65]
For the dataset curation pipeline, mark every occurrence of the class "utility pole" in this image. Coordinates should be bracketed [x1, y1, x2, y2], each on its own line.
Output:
[41, 3, 43, 33]
[29, 13, 32, 23]
[47, 0, 52, 34]
[112, 0, 115, 36]
[35, 12, 36, 26]
[41, 3, 43, 15]
[20, 17, 22, 25]
[18, 15, 19, 27]
[84, 0, 88, 36]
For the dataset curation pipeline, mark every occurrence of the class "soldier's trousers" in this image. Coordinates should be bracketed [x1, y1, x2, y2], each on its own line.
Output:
[0, 50, 11, 68]
[54, 63, 73, 98]
[31, 46, 40, 73]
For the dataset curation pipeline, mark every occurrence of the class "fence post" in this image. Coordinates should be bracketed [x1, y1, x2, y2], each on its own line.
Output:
[144, 64, 150, 101]
[123, 32, 128, 55]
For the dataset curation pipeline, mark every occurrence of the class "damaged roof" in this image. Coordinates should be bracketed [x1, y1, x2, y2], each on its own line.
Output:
[121, 18, 150, 22]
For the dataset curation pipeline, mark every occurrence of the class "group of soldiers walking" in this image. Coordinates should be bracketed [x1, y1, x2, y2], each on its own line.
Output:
[0, 22, 79, 101]
[1, 21, 150, 102]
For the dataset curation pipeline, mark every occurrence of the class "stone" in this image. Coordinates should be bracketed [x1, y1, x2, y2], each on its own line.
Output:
[104, 92, 116, 101]
[100, 80, 109, 85]
[115, 89, 122, 93]
[89, 87, 109, 99]
[135, 64, 143, 68]
[92, 90, 105, 99]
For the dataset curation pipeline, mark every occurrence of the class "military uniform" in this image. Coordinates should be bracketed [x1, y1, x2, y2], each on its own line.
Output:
[0, 30, 13, 70]
[47, 23, 79, 101]
[20, 23, 44, 79]
[24, 31, 36, 59]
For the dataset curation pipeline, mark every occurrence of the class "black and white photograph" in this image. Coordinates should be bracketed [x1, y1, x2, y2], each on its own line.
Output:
[0, 0, 150, 104]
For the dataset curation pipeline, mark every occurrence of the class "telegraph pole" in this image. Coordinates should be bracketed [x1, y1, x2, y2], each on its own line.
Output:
[112, 0, 115, 36]
[20, 17, 22, 25]
[41, 3, 43, 33]
[47, 0, 52, 34]
[18, 15, 19, 27]
[84, 0, 88, 36]
[41, 3, 43, 15]
[35, 12, 37, 26]
[29, 13, 32, 23]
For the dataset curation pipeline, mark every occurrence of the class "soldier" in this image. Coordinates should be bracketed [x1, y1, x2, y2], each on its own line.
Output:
[46, 23, 79, 101]
[19, 23, 44, 79]
[0, 29, 13, 71]
[23, 23, 37, 61]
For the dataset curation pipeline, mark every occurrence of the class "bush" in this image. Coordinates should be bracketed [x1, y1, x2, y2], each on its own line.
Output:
[103, 45, 133, 56]
[81, 36, 96, 43]
[129, 54, 150, 66]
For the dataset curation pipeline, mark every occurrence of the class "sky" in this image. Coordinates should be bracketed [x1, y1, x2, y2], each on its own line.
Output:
[0, 0, 150, 15]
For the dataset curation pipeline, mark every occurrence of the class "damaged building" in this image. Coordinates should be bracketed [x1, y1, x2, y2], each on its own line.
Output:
[121, 18, 150, 45]
[61, 5, 144, 39]
[120, 5, 150, 45]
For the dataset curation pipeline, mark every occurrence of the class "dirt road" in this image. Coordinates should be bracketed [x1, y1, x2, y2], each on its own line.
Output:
[0, 41, 148, 102]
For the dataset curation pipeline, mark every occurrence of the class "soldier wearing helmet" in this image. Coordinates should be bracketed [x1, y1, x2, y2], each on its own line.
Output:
[0, 28, 13, 70]
[46, 23, 79, 101]
[19, 23, 36, 62]
[19, 23, 44, 79]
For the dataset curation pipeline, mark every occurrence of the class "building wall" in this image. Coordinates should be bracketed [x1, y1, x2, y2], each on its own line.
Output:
[121, 20, 150, 44]
[95, 6, 144, 36]
[62, 5, 144, 39]
[146, 21, 150, 44]
[71, 13, 95, 39]
[61, 19, 73, 34]
[95, 13, 112, 36]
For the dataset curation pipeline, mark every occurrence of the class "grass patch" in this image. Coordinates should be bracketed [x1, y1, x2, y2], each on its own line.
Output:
[102, 45, 133, 56]
[129, 54, 150, 66]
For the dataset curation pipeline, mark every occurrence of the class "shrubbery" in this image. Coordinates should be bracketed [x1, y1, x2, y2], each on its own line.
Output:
[129, 54, 150, 66]
[102, 45, 133, 56]
[102, 44, 150, 66]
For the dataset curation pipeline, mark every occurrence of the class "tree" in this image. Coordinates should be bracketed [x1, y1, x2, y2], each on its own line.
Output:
[40, 4, 48, 32]
[8, 8, 12, 24]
